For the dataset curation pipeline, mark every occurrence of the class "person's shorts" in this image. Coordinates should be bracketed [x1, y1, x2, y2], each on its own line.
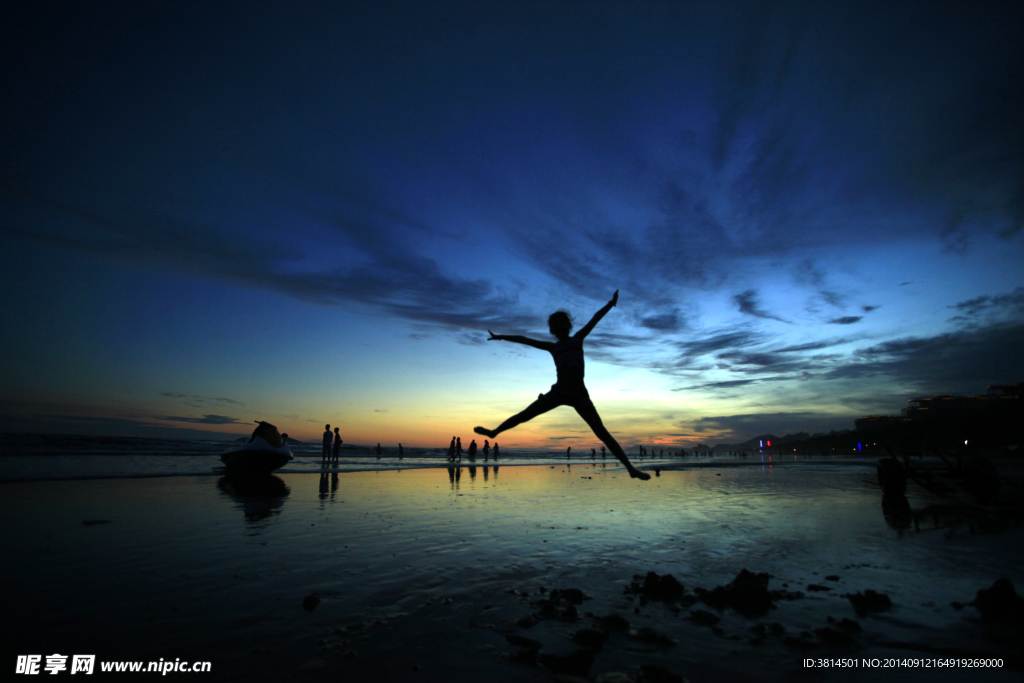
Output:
[534, 384, 594, 411]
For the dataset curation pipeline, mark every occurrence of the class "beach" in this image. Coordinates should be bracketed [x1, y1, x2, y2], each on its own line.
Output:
[3, 458, 1022, 682]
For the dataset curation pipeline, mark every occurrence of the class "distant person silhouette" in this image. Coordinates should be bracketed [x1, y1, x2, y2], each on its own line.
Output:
[376, 443, 383, 457]
[591, 448, 596, 459]
[332, 428, 342, 463]
[567, 446, 572, 459]
[474, 290, 649, 480]
[601, 446, 606, 458]
[468, 439, 477, 461]
[322, 425, 332, 461]
[456, 437, 462, 461]
[493, 442, 499, 459]
[482, 440, 490, 460]
[398, 443, 403, 459]
[447, 437, 457, 461]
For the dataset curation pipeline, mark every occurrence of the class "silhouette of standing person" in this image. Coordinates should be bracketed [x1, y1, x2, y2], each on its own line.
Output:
[322, 424, 332, 462]
[482, 440, 490, 460]
[493, 442, 499, 459]
[567, 446, 571, 459]
[468, 439, 477, 461]
[456, 437, 462, 461]
[332, 427, 342, 463]
[474, 290, 650, 480]
[376, 443, 383, 457]
[447, 437, 456, 462]
[398, 443, 403, 459]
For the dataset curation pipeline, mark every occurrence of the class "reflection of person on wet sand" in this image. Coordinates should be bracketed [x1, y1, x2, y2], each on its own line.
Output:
[474, 290, 650, 481]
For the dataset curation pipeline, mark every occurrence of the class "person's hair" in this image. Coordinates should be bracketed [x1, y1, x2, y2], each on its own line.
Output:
[548, 310, 573, 333]
[325, 424, 330, 429]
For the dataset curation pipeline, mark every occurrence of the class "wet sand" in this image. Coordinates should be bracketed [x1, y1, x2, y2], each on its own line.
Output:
[2, 462, 1021, 682]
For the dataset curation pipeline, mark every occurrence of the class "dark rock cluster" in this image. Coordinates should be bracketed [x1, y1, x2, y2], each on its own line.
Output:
[695, 569, 803, 617]
[843, 589, 891, 616]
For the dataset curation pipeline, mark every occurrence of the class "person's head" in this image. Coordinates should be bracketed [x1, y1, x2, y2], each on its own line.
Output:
[548, 311, 573, 339]
[334, 427, 339, 433]
[325, 424, 330, 430]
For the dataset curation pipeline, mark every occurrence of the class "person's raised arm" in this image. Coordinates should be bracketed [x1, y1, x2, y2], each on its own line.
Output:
[488, 330, 552, 351]
[576, 290, 618, 339]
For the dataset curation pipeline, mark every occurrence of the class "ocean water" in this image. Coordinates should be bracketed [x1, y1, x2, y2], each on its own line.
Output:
[0, 434, 706, 482]
[2, 459, 1020, 682]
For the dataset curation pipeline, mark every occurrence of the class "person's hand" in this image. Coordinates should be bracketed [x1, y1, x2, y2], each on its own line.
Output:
[610, 290, 619, 307]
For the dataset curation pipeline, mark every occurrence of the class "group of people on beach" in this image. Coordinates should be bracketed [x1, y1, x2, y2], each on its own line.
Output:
[322, 425, 342, 463]
[446, 436, 498, 462]
[321, 427, 405, 463]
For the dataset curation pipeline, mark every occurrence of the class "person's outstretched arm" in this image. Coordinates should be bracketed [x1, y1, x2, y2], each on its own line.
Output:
[576, 290, 618, 340]
[488, 330, 553, 351]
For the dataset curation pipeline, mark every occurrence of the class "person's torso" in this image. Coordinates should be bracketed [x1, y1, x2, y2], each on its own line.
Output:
[550, 336, 585, 389]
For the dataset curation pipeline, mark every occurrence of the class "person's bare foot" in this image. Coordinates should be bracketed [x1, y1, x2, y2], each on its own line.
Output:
[629, 468, 651, 481]
[474, 426, 497, 438]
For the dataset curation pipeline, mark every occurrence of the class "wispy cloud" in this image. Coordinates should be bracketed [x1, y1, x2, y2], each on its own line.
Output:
[734, 290, 787, 322]
[157, 414, 244, 425]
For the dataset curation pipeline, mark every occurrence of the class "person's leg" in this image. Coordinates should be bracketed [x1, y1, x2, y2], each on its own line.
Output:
[475, 392, 561, 439]
[573, 399, 650, 480]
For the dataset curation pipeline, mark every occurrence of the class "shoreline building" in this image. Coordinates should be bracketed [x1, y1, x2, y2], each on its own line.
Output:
[855, 381, 1023, 449]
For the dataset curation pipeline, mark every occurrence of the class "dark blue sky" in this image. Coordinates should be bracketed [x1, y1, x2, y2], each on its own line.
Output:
[1, 0, 1022, 445]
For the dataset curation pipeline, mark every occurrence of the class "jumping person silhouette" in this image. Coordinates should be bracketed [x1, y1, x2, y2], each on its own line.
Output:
[474, 290, 650, 481]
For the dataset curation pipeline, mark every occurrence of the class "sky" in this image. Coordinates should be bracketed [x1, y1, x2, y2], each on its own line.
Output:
[1, 0, 1022, 448]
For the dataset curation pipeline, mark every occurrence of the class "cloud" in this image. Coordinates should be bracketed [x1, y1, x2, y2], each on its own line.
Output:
[824, 321, 1024, 395]
[947, 287, 1024, 324]
[687, 411, 851, 442]
[157, 414, 244, 425]
[828, 316, 862, 325]
[676, 330, 763, 361]
[734, 290, 787, 322]
[159, 392, 244, 407]
[639, 312, 682, 332]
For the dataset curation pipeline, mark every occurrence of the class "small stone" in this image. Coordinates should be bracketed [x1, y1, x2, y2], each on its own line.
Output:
[537, 649, 594, 677]
[844, 589, 891, 616]
[596, 672, 634, 683]
[972, 578, 1024, 625]
[689, 609, 720, 626]
[594, 613, 630, 632]
[504, 634, 541, 650]
[639, 663, 684, 683]
[815, 627, 856, 647]
[572, 628, 608, 650]
[628, 627, 676, 646]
